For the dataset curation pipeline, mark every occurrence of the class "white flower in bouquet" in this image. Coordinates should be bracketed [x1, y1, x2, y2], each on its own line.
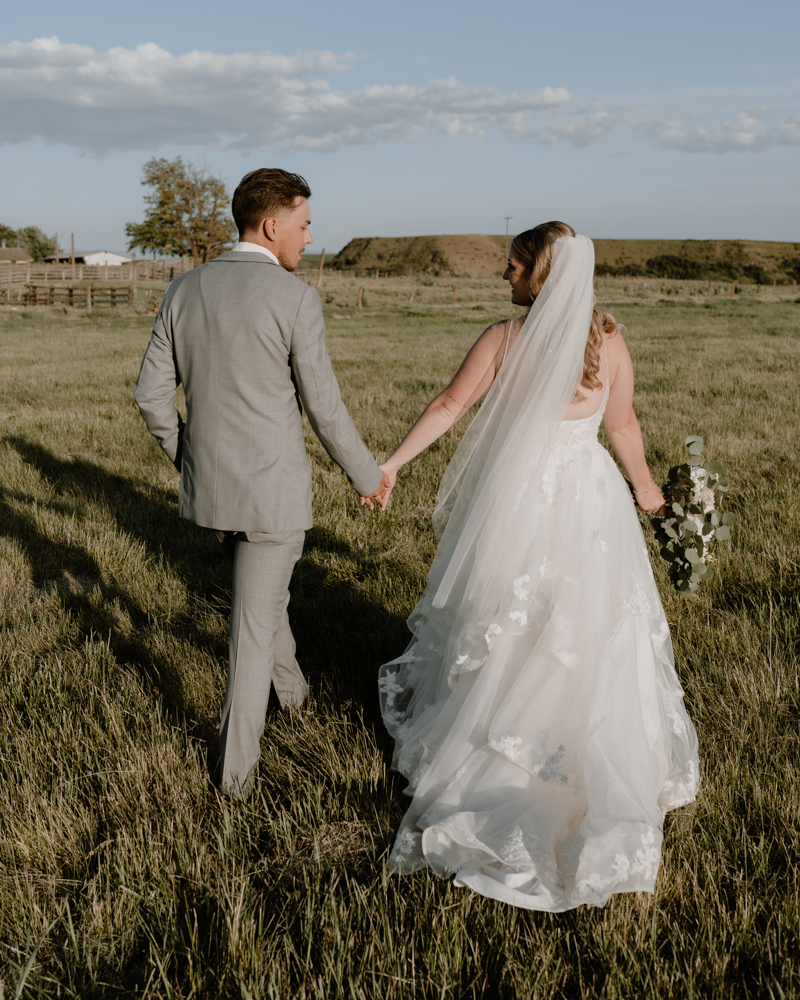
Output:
[650, 437, 733, 595]
[690, 467, 716, 509]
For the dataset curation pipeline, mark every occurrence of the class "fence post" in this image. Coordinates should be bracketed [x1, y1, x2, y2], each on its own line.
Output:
[128, 285, 133, 308]
[409, 283, 417, 304]
[357, 287, 363, 309]
[86, 286, 92, 312]
[49, 285, 54, 306]
[682, 281, 689, 296]
[452, 285, 457, 305]
[731, 280, 737, 298]
[707, 280, 712, 296]
[317, 249, 325, 289]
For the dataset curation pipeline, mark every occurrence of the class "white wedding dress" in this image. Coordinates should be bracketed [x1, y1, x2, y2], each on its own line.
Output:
[378, 236, 698, 911]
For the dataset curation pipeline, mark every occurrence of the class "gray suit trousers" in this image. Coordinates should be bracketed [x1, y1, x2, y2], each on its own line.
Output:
[217, 529, 307, 795]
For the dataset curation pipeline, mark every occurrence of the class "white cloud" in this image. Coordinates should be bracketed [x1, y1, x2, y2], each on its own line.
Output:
[648, 111, 772, 153]
[777, 114, 800, 145]
[0, 37, 797, 156]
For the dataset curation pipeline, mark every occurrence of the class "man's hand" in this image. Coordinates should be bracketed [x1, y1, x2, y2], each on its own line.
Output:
[360, 468, 395, 510]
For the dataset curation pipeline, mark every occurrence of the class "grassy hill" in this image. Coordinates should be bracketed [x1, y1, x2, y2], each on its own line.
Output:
[332, 235, 800, 283]
[593, 239, 800, 282]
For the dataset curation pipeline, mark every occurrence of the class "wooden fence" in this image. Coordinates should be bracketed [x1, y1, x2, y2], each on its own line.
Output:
[22, 285, 135, 310]
[0, 258, 193, 287]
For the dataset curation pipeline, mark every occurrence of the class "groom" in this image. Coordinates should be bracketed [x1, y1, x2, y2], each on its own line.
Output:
[134, 168, 389, 795]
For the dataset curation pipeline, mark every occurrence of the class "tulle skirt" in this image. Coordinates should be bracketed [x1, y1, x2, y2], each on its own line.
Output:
[379, 423, 699, 910]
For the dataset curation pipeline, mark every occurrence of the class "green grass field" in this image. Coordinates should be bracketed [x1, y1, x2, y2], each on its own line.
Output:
[0, 281, 799, 997]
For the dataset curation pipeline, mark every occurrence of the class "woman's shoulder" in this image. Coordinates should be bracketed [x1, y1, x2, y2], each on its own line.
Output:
[605, 325, 633, 386]
[605, 325, 630, 356]
[473, 318, 510, 352]
[482, 313, 528, 341]
[482, 318, 512, 337]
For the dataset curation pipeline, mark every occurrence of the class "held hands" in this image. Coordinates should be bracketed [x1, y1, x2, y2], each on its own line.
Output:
[359, 466, 397, 510]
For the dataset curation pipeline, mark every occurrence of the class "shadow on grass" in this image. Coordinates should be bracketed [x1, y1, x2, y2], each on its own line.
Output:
[3, 436, 413, 769]
[292, 525, 412, 743]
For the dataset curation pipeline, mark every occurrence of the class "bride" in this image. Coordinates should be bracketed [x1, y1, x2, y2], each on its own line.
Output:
[374, 223, 699, 911]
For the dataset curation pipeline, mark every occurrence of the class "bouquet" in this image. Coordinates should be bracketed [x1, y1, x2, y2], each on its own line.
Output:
[651, 436, 733, 595]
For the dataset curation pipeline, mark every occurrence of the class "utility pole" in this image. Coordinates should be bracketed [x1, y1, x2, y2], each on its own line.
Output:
[504, 216, 513, 260]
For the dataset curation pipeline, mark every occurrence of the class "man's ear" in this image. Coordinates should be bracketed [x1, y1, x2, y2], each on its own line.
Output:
[262, 216, 279, 242]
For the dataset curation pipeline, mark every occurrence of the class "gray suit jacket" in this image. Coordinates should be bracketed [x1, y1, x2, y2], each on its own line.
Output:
[134, 251, 382, 532]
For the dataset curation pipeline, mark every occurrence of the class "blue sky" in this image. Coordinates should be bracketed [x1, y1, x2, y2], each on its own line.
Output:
[1, 0, 798, 254]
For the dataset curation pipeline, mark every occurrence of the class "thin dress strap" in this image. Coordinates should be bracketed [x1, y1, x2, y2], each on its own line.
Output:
[500, 319, 513, 368]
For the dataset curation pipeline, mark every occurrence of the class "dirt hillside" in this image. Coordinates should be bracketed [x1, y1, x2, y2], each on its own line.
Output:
[332, 235, 507, 278]
[332, 235, 800, 282]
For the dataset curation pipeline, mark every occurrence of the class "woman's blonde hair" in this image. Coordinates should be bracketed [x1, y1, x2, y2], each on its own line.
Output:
[510, 221, 619, 400]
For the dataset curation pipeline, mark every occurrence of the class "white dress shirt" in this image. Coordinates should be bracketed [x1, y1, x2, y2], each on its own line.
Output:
[230, 241, 281, 267]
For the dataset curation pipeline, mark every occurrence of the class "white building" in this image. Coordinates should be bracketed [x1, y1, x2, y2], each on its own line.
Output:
[45, 250, 132, 266]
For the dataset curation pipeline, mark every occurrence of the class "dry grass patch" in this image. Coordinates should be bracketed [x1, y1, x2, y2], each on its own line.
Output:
[0, 292, 798, 997]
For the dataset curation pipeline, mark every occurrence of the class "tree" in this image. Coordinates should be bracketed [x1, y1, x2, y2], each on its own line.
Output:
[16, 226, 56, 262]
[0, 224, 55, 261]
[126, 157, 237, 264]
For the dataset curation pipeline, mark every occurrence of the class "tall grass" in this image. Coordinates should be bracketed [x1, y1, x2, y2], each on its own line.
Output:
[0, 290, 798, 997]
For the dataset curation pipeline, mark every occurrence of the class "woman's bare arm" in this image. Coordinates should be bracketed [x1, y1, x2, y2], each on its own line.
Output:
[603, 333, 665, 515]
[379, 321, 510, 485]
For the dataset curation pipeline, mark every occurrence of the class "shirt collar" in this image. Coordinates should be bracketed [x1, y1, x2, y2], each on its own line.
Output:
[230, 241, 281, 267]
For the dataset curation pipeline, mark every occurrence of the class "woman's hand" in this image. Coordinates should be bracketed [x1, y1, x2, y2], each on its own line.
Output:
[380, 464, 398, 494]
[634, 482, 666, 517]
[360, 469, 394, 510]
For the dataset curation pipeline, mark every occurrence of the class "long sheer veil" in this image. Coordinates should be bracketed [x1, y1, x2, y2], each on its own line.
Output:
[421, 234, 596, 639]
[381, 233, 701, 907]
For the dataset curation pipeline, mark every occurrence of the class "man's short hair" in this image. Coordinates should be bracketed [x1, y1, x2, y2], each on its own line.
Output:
[232, 169, 311, 235]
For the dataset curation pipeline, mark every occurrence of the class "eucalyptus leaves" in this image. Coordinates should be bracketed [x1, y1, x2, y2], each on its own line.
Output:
[652, 436, 733, 595]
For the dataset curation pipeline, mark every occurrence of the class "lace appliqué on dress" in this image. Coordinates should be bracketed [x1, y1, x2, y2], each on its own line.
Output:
[488, 734, 569, 784]
[550, 612, 579, 669]
[660, 758, 699, 810]
[388, 827, 423, 870]
[620, 574, 652, 616]
[574, 827, 660, 900]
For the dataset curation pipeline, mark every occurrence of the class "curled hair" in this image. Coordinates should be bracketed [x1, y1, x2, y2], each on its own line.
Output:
[510, 221, 620, 399]
[581, 304, 620, 400]
[232, 168, 311, 235]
